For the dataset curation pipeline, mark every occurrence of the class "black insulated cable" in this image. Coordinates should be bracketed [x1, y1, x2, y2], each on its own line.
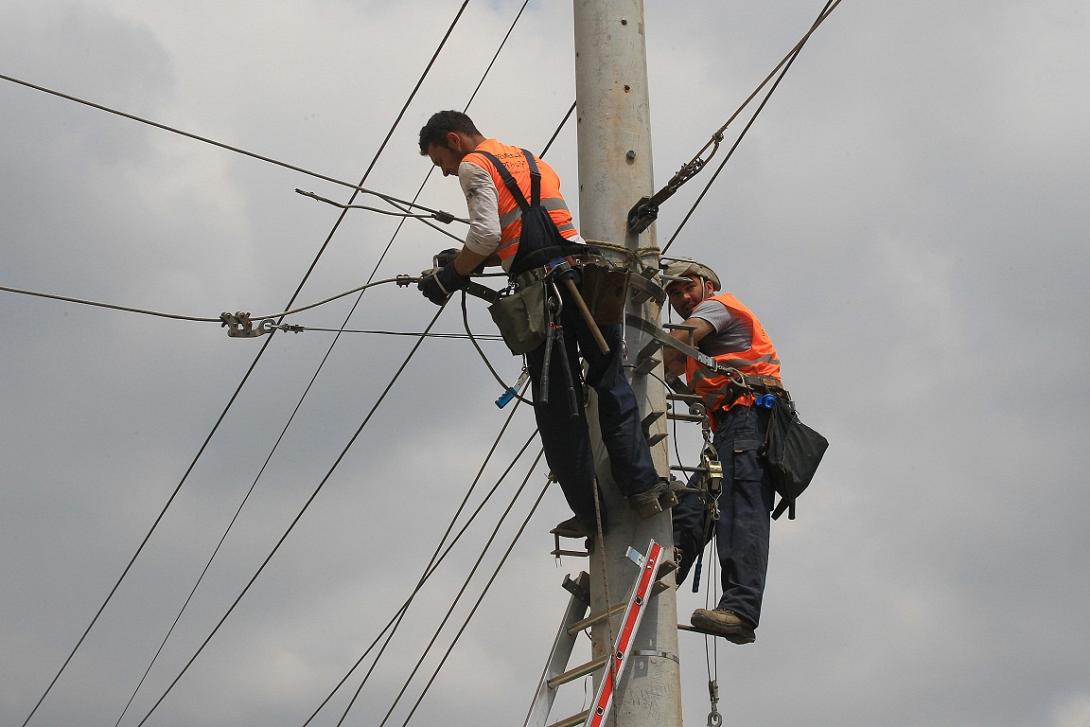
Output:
[20, 3, 472, 722]
[132, 305, 446, 727]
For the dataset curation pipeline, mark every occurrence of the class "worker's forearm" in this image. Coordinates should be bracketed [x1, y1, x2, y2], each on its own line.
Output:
[663, 348, 686, 377]
[453, 248, 489, 276]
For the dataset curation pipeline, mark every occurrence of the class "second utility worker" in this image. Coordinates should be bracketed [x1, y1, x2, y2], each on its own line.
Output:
[664, 259, 783, 645]
[415, 110, 673, 539]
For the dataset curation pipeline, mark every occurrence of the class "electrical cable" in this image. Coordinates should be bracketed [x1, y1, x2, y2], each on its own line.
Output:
[460, 291, 531, 403]
[0, 277, 414, 326]
[541, 101, 576, 158]
[661, 0, 840, 254]
[125, 4, 535, 720]
[356, 448, 546, 727]
[103, 5, 477, 723]
[0, 72, 463, 225]
[131, 304, 446, 727]
[396, 470, 551, 727]
[301, 425, 538, 726]
[282, 326, 503, 340]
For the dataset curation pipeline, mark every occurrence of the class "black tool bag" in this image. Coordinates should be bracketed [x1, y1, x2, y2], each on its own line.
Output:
[764, 397, 828, 520]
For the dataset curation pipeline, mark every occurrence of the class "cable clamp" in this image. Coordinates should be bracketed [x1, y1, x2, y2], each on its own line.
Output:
[220, 312, 274, 338]
[396, 273, 415, 287]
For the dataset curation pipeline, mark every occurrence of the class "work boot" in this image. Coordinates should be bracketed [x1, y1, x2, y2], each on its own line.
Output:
[690, 608, 756, 645]
[550, 515, 596, 539]
[629, 479, 680, 519]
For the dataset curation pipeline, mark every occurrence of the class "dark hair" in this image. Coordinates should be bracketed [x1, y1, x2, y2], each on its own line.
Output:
[418, 110, 481, 155]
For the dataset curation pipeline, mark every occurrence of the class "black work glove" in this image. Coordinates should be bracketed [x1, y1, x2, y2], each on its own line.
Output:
[434, 248, 459, 268]
[418, 263, 467, 306]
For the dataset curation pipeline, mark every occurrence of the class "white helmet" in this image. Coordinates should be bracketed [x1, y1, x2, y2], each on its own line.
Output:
[663, 259, 720, 291]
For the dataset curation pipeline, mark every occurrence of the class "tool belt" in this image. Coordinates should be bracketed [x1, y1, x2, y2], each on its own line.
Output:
[488, 252, 626, 356]
[737, 373, 787, 395]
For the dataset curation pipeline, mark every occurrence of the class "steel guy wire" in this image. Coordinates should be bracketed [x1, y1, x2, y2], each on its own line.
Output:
[131, 304, 446, 727]
[642, 0, 844, 225]
[678, 0, 843, 178]
[301, 424, 538, 726]
[0, 72, 464, 227]
[396, 464, 550, 727]
[353, 448, 547, 727]
[662, 0, 842, 255]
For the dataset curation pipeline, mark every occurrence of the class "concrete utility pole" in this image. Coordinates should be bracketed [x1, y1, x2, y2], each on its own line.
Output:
[573, 2, 682, 725]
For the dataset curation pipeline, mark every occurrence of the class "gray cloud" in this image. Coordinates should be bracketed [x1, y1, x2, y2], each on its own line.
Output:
[2, 1, 1088, 726]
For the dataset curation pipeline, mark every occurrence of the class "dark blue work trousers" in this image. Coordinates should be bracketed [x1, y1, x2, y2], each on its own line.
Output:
[525, 285, 659, 522]
[673, 404, 774, 627]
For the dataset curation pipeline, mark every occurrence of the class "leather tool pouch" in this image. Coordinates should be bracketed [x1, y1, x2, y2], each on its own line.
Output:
[577, 259, 629, 326]
[489, 276, 548, 355]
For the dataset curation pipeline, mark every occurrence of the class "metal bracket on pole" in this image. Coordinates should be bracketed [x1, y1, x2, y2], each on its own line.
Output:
[627, 269, 666, 306]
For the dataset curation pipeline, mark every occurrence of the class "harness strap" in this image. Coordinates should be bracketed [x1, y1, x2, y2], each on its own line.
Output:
[469, 148, 542, 212]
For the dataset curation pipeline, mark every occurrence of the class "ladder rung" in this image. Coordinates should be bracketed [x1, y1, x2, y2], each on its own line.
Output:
[547, 655, 608, 689]
[566, 581, 670, 636]
[547, 709, 591, 727]
[551, 548, 589, 558]
[666, 412, 704, 423]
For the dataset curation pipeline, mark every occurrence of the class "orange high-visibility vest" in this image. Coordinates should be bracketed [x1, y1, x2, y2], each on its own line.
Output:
[686, 292, 782, 414]
[462, 139, 578, 263]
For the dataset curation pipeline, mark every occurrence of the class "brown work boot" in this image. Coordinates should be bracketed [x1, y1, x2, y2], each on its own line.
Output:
[629, 479, 679, 519]
[690, 608, 756, 645]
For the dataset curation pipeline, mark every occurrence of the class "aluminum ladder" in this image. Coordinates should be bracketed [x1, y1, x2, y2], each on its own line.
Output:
[523, 539, 672, 727]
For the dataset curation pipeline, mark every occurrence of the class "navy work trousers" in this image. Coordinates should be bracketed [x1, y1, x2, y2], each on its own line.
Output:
[673, 404, 774, 627]
[525, 284, 659, 523]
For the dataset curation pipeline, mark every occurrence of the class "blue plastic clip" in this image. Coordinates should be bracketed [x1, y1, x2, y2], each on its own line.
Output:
[496, 369, 530, 409]
[755, 393, 777, 409]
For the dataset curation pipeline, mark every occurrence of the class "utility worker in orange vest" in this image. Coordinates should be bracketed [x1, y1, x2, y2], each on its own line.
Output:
[416, 110, 672, 538]
[663, 259, 783, 645]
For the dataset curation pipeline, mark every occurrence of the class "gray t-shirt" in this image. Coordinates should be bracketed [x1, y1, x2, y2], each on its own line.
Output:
[690, 298, 753, 356]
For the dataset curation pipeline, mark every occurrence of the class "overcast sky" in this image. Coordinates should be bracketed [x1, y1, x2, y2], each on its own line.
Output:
[2, 1, 1089, 726]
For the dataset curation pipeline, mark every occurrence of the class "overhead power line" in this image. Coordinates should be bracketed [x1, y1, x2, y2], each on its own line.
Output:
[367, 451, 547, 727]
[132, 305, 446, 727]
[301, 426, 540, 726]
[398, 474, 550, 727]
[662, 0, 842, 254]
[0, 277, 414, 326]
[0, 72, 464, 226]
[21, 3, 471, 722]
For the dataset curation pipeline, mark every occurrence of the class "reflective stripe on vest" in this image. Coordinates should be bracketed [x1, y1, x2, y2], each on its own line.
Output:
[685, 292, 782, 414]
[463, 139, 579, 261]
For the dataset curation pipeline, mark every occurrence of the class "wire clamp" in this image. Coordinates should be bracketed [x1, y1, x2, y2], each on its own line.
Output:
[220, 312, 274, 338]
[395, 274, 414, 287]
